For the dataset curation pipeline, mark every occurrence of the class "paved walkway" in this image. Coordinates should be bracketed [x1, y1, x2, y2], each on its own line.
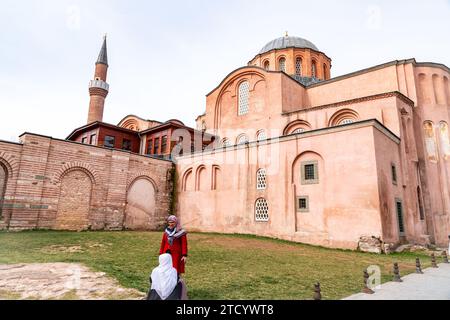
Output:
[344, 263, 450, 300]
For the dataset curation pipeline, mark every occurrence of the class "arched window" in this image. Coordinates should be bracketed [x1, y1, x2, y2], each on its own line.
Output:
[323, 64, 327, 80]
[237, 134, 249, 145]
[255, 198, 269, 222]
[221, 138, 231, 147]
[201, 121, 207, 132]
[295, 58, 302, 76]
[439, 121, 450, 157]
[256, 169, 267, 190]
[423, 121, 437, 161]
[0, 163, 7, 217]
[264, 60, 270, 70]
[328, 109, 359, 127]
[311, 61, 317, 78]
[279, 58, 286, 72]
[293, 128, 306, 134]
[238, 81, 250, 116]
[256, 130, 267, 141]
[339, 119, 355, 125]
[283, 120, 312, 135]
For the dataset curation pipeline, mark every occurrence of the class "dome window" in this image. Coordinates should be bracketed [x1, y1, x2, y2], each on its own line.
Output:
[279, 58, 286, 73]
[312, 61, 317, 78]
[295, 58, 302, 76]
[264, 61, 270, 70]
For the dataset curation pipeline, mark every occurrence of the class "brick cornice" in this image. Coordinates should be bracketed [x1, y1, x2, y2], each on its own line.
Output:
[176, 118, 400, 160]
[89, 87, 108, 98]
[282, 91, 414, 116]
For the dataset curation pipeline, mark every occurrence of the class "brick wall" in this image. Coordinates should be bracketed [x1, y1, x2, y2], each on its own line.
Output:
[0, 133, 173, 231]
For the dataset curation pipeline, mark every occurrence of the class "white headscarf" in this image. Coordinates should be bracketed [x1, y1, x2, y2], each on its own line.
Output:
[151, 254, 178, 300]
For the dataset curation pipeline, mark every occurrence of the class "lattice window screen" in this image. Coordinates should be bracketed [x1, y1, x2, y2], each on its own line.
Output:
[257, 169, 267, 190]
[255, 198, 269, 222]
[238, 82, 250, 116]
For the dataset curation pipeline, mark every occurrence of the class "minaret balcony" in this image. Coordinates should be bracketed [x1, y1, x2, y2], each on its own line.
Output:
[89, 79, 109, 91]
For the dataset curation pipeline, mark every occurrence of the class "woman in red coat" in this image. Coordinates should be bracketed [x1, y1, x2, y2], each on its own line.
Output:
[159, 215, 188, 274]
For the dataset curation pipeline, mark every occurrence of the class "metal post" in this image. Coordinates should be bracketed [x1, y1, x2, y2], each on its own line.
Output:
[313, 282, 322, 300]
[393, 262, 402, 282]
[442, 251, 449, 264]
[431, 253, 439, 268]
[415, 258, 423, 274]
[362, 270, 374, 294]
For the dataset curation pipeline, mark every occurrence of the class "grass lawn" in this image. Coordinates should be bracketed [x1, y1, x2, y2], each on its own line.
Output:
[0, 230, 433, 300]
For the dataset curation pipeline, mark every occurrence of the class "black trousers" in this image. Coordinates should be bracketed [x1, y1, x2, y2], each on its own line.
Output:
[146, 282, 183, 300]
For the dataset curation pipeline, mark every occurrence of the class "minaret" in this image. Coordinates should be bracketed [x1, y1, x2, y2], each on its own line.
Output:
[87, 35, 109, 124]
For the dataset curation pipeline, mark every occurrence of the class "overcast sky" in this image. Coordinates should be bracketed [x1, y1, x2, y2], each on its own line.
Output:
[1, 0, 449, 141]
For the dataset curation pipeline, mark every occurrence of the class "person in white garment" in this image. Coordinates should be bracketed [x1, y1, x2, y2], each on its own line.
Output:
[147, 253, 188, 300]
[147, 253, 180, 300]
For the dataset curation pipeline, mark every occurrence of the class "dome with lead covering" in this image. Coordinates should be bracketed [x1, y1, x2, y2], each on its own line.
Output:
[259, 36, 319, 55]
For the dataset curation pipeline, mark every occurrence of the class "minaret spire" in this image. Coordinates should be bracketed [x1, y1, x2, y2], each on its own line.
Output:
[96, 34, 108, 66]
[87, 35, 110, 124]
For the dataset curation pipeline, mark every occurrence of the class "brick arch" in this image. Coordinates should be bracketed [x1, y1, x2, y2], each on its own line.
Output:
[54, 162, 99, 185]
[0, 151, 18, 178]
[328, 108, 359, 127]
[55, 169, 93, 231]
[121, 118, 140, 131]
[127, 172, 158, 193]
[214, 69, 266, 130]
[283, 120, 312, 135]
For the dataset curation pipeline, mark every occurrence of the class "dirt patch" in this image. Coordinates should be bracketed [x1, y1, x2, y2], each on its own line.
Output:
[86, 242, 112, 249]
[192, 234, 303, 253]
[0, 263, 145, 300]
[41, 245, 84, 254]
[40, 242, 112, 255]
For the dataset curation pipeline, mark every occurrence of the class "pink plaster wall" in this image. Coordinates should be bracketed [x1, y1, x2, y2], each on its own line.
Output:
[176, 122, 389, 249]
[186, 58, 450, 249]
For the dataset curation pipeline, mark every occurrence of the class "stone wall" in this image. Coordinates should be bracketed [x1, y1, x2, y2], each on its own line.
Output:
[0, 133, 173, 231]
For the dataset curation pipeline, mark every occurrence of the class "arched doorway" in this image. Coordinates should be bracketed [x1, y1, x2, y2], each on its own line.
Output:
[124, 177, 156, 230]
[55, 170, 92, 230]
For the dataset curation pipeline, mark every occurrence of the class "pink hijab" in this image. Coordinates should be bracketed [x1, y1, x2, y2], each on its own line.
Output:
[165, 215, 187, 245]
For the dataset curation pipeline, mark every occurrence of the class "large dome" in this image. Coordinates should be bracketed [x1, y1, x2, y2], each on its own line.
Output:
[259, 36, 319, 55]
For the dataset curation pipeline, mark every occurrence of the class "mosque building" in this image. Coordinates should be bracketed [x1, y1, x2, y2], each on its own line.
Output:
[1, 34, 449, 251]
